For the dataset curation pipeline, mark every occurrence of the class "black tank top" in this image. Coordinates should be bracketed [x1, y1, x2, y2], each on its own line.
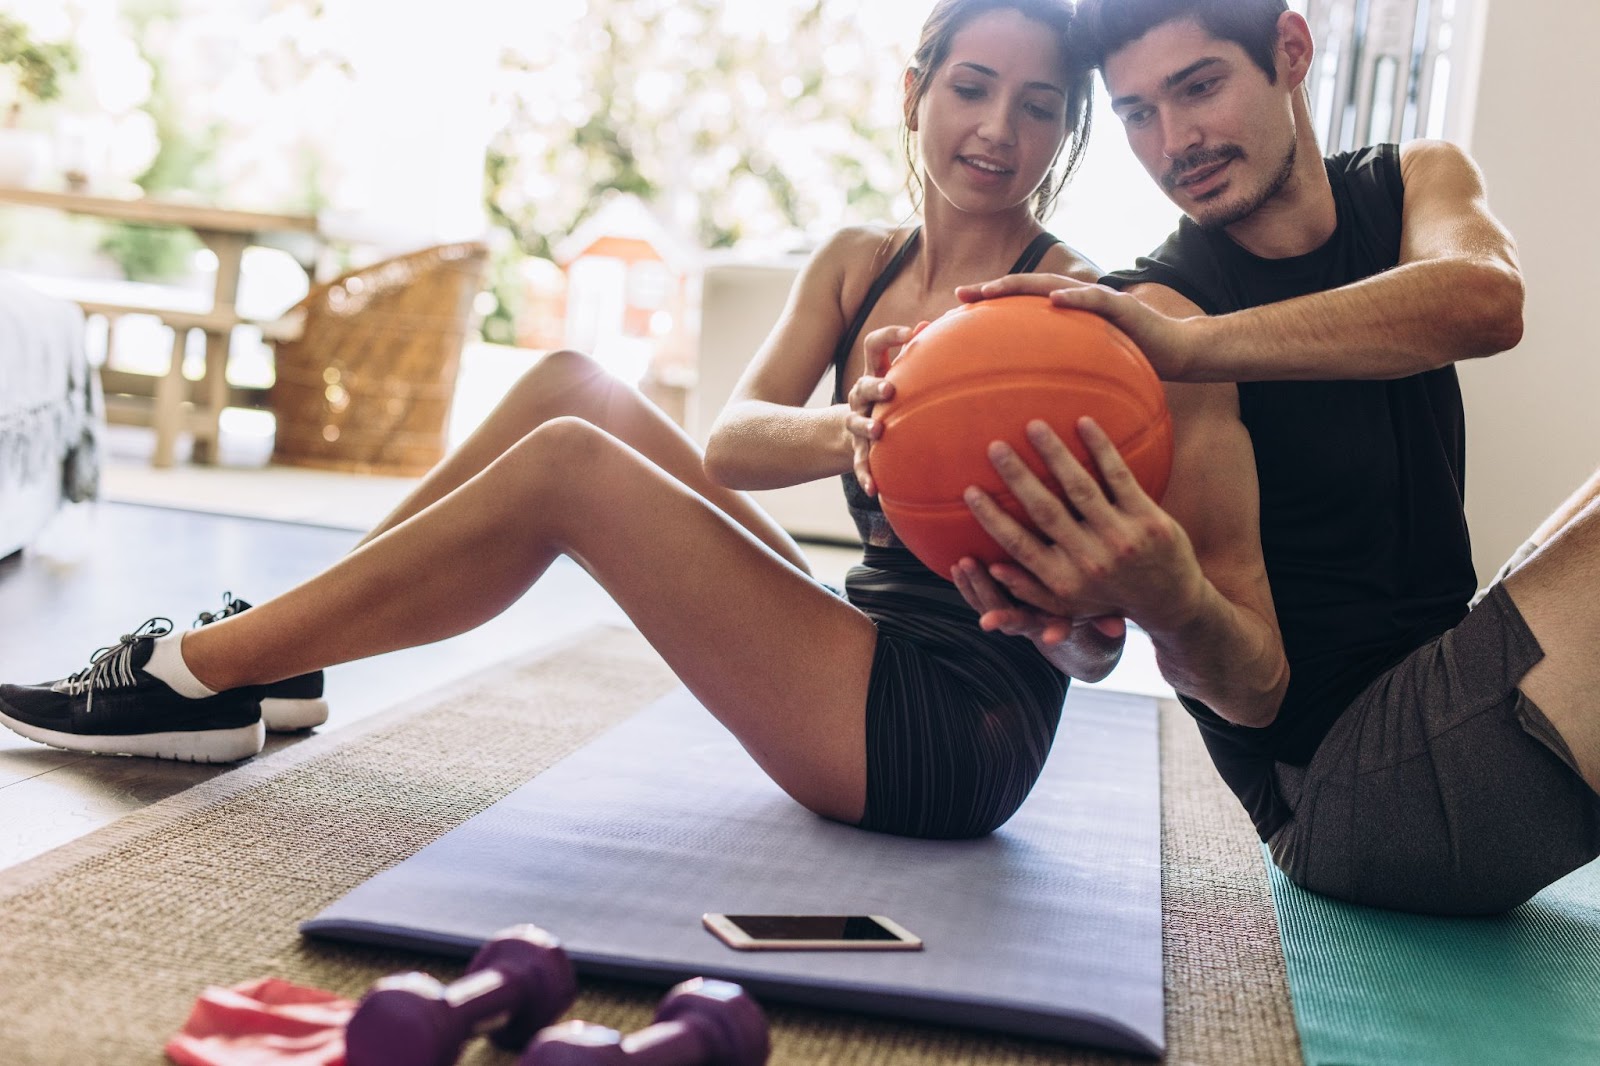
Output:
[1106, 144, 1476, 836]
[830, 227, 1063, 572]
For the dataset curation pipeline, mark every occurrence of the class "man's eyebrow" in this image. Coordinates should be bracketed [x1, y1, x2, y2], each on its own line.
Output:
[1110, 56, 1226, 110]
[953, 61, 1067, 97]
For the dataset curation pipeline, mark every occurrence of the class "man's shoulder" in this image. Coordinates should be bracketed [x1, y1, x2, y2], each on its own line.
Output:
[1101, 217, 1229, 314]
[1326, 142, 1405, 207]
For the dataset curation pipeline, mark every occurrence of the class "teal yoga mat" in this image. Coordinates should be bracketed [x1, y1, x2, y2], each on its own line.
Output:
[1268, 851, 1600, 1066]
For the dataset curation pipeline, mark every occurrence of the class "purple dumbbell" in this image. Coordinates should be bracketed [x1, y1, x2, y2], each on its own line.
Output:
[520, 977, 769, 1066]
[344, 924, 577, 1066]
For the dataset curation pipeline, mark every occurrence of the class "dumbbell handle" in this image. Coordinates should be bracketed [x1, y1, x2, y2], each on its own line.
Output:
[624, 1020, 711, 1059]
[444, 967, 521, 1030]
[524, 1019, 717, 1064]
[521, 978, 769, 1065]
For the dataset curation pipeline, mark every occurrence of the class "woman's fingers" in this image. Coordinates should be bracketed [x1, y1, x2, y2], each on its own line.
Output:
[862, 324, 912, 377]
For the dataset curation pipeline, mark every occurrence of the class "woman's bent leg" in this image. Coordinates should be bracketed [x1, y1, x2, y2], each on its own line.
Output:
[359, 350, 810, 572]
[184, 418, 877, 821]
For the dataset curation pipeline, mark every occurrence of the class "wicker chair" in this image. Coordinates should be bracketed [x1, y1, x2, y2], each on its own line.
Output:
[270, 241, 489, 476]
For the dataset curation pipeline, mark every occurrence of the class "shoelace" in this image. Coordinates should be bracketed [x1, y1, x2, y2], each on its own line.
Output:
[195, 592, 248, 627]
[57, 617, 174, 714]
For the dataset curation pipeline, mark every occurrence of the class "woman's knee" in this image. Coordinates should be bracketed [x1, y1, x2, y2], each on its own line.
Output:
[513, 349, 614, 416]
[513, 415, 616, 471]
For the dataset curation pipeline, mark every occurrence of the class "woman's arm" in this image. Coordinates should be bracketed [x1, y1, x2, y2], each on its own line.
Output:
[704, 229, 879, 490]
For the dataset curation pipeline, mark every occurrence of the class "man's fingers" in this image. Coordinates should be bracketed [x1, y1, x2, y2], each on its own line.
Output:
[1019, 421, 1120, 528]
[1048, 282, 1121, 311]
[985, 560, 1068, 613]
[1076, 417, 1154, 509]
[954, 272, 1086, 303]
[953, 557, 1013, 616]
[964, 483, 1056, 569]
[983, 440, 1100, 556]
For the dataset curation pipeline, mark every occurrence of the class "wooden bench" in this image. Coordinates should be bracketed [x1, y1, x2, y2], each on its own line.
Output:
[76, 301, 305, 467]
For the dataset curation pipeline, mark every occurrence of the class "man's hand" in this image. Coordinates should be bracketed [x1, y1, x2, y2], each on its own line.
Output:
[954, 272, 1206, 381]
[951, 555, 1126, 682]
[964, 417, 1208, 634]
[951, 555, 1126, 643]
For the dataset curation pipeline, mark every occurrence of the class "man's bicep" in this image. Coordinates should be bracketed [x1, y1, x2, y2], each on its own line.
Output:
[1160, 382, 1278, 628]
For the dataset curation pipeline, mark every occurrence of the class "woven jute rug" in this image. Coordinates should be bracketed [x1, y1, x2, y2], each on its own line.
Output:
[0, 626, 1302, 1065]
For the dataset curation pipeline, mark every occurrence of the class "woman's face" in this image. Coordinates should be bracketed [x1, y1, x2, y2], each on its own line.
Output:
[911, 8, 1071, 217]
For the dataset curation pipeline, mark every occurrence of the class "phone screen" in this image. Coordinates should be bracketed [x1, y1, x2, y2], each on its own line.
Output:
[723, 915, 903, 942]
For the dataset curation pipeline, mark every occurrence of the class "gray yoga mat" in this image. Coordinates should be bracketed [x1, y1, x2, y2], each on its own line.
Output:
[303, 684, 1164, 1055]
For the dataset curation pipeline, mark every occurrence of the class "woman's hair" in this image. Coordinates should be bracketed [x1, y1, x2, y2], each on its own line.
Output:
[901, 0, 1094, 221]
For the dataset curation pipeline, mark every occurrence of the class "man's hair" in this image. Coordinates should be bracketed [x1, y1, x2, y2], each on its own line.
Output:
[1072, 0, 1290, 81]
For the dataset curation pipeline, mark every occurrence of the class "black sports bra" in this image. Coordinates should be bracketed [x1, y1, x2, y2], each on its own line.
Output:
[829, 226, 1062, 561]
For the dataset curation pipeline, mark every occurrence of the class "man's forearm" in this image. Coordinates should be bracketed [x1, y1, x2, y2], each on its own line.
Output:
[1145, 582, 1288, 727]
[1183, 257, 1523, 383]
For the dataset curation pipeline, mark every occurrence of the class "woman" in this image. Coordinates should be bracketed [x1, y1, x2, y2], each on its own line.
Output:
[1, 0, 1107, 839]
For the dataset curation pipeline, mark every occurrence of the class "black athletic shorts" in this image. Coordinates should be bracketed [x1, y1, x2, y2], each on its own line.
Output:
[843, 564, 1069, 840]
[1267, 583, 1600, 915]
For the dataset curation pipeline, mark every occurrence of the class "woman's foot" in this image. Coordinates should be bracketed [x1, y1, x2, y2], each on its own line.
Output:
[196, 593, 329, 732]
[0, 618, 265, 762]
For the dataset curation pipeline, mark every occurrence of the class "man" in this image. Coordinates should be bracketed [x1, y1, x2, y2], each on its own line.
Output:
[955, 0, 1600, 914]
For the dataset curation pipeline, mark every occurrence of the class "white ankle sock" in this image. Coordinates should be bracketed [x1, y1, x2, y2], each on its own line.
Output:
[145, 633, 218, 698]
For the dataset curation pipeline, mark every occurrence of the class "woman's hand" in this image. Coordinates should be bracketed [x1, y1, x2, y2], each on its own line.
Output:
[844, 323, 921, 497]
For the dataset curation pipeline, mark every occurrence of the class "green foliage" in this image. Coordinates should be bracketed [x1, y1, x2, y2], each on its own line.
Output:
[481, 0, 908, 337]
[0, 14, 78, 107]
[98, 20, 214, 282]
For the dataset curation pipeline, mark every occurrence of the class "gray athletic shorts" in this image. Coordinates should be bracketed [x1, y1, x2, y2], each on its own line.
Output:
[1267, 583, 1600, 915]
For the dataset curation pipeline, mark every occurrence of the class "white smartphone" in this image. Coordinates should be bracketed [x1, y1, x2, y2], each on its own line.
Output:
[701, 913, 923, 951]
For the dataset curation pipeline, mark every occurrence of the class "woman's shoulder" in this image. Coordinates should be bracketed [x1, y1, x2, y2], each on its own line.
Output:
[808, 224, 918, 312]
[1036, 238, 1102, 283]
[811, 224, 916, 272]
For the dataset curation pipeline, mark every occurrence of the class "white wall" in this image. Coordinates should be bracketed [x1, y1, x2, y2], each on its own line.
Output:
[692, 260, 860, 543]
[1459, 0, 1600, 577]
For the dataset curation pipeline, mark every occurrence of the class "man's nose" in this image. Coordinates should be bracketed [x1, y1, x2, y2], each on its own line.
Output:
[1160, 113, 1201, 162]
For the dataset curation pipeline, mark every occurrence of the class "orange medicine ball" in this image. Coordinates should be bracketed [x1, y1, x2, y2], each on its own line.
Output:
[871, 295, 1173, 578]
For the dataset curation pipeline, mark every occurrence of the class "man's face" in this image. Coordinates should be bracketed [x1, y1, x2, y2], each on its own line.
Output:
[1104, 17, 1299, 230]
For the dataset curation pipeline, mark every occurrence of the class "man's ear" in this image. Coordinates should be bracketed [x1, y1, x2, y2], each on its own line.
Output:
[1277, 11, 1315, 90]
[904, 67, 919, 131]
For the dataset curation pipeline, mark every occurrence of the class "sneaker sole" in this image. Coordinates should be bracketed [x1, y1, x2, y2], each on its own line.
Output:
[0, 710, 265, 763]
[262, 696, 330, 733]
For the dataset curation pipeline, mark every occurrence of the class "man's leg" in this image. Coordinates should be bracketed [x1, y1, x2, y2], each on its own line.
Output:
[1501, 469, 1600, 793]
[1475, 467, 1600, 606]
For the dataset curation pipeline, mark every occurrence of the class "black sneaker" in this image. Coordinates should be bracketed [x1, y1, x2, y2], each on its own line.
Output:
[196, 593, 329, 732]
[0, 618, 265, 763]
